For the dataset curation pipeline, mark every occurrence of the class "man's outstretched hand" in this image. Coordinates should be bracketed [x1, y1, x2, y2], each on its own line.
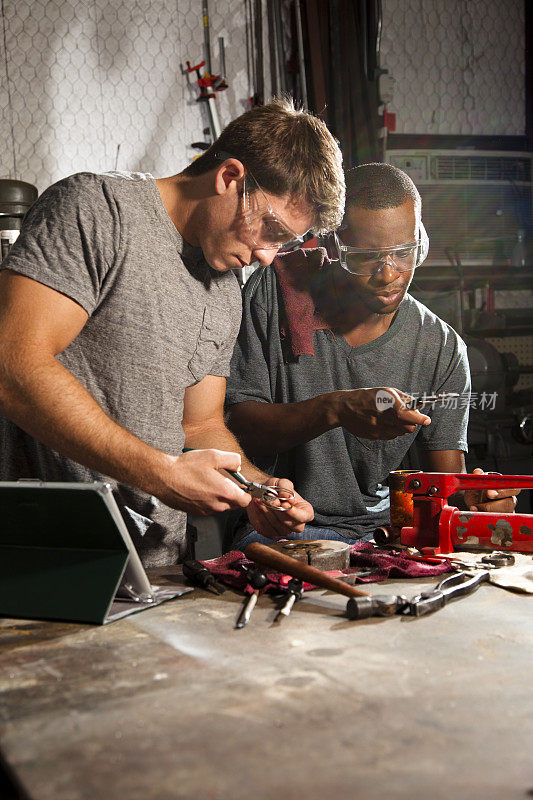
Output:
[334, 387, 431, 441]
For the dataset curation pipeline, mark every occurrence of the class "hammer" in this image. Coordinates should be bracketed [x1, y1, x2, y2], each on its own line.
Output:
[244, 542, 370, 600]
[345, 594, 409, 619]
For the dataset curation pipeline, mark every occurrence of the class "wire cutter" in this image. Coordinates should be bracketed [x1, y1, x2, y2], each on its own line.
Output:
[225, 469, 295, 510]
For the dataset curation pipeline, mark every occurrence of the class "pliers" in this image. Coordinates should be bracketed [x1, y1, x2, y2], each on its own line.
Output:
[226, 469, 295, 509]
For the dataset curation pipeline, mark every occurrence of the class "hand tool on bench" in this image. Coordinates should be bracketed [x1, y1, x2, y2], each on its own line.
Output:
[235, 565, 269, 629]
[449, 550, 516, 571]
[407, 570, 491, 617]
[345, 594, 409, 620]
[182, 560, 225, 595]
[274, 578, 303, 623]
[346, 549, 515, 620]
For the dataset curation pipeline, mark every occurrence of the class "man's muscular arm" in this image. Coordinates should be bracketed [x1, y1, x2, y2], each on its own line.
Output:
[0, 271, 250, 516]
[226, 388, 431, 457]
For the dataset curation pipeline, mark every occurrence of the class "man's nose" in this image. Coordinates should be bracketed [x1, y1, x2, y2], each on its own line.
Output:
[373, 254, 398, 280]
[251, 246, 280, 267]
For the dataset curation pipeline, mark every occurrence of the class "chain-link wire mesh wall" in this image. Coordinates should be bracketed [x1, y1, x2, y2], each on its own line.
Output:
[381, 0, 525, 136]
[0, 0, 272, 193]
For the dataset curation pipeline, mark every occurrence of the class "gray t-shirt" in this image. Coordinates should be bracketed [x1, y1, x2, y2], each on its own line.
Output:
[226, 263, 470, 539]
[1, 171, 241, 566]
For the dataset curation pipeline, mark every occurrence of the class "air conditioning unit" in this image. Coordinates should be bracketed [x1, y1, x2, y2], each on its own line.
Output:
[386, 150, 532, 266]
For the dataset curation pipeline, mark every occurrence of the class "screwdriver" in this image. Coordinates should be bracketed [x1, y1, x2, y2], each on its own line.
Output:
[235, 565, 268, 629]
[182, 560, 225, 595]
[274, 577, 303, 623]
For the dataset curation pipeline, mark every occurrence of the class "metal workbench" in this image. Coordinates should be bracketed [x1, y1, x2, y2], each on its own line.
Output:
[1, 569, 532, 800]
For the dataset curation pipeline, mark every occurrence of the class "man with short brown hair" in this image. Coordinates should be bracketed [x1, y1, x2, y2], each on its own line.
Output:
[182, 97, 345, 236]
[0, 99, 344, 566]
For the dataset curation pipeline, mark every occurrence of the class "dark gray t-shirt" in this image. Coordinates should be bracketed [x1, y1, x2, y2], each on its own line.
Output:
[1, 171, 241, 566]
[226, 264, 470, 539]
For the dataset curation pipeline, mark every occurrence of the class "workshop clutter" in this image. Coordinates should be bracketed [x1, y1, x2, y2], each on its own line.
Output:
[182, 535, 533, 626]
[0, 179, 38, 261]
[182, 542, 456, 627]
[195, 542, 454, 592]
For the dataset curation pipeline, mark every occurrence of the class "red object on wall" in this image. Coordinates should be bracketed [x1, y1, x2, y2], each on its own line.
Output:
[383, 109, 396, 132]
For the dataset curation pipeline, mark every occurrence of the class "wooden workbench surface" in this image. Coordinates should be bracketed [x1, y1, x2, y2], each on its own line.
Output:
[1, 569, 532, 800]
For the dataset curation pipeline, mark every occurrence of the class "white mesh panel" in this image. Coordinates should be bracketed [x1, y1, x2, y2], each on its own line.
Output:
[0, 0, 267, 193]
[381, 0, 525, 136]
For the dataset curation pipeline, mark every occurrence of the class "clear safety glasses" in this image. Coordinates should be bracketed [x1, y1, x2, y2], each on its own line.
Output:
[242, 172, 307, 252]
[333, 222, 429, 276]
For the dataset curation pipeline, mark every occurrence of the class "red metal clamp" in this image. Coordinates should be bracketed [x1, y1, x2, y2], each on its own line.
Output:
[387, 471, 533, 555]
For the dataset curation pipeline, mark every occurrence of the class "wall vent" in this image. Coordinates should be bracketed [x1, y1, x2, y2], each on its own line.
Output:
[386, 150, 532, 266]
[432, 156, 531, 183]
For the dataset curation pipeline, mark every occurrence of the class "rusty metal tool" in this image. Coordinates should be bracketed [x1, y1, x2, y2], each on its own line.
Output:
[274, 578, 303, 623]
[224, 469, 295, 509]
[235, 565, 268, 629]
[381, 470, 533, 554]
[182, 560, 225, 595]
[406, 571, 491, 617]
[346, 594, 409, 620]
[244, 542, 370, 599]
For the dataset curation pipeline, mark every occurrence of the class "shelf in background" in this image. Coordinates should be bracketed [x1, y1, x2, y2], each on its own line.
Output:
[412, 265, 533, 291]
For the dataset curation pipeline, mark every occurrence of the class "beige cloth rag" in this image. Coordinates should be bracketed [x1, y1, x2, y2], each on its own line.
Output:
[443, 551, 533, 594]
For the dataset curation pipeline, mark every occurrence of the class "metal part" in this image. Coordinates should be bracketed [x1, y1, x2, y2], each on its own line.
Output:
[235, 565, 269, 629]
[274, 578, 303, 623]
[240, 564, 269, 590]
[346, 594, 409, 620]
[266, 540, 350, 571]
[294, 0, 308, 108]
[407, 571, 490, 617]
[114, 583, 156, 604]
[202, 0, 212, 74]
[235, 591, 259, 629]
[226, 469, 295, 509]
[373, 525, 395, 547]
[182, 560, 225, 595]
[282, 541, 323, 551]
[514, 412, 533, 444]
[481, 551, 515, 567]
[271, 0, 286, 94]
[390, 470, 533, 555]
[181, 449, 293, 510]
[216, 37, 226, 89]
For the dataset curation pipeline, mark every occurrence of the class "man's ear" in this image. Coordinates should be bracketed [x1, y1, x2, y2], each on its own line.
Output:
[214, 158, 245, 196]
